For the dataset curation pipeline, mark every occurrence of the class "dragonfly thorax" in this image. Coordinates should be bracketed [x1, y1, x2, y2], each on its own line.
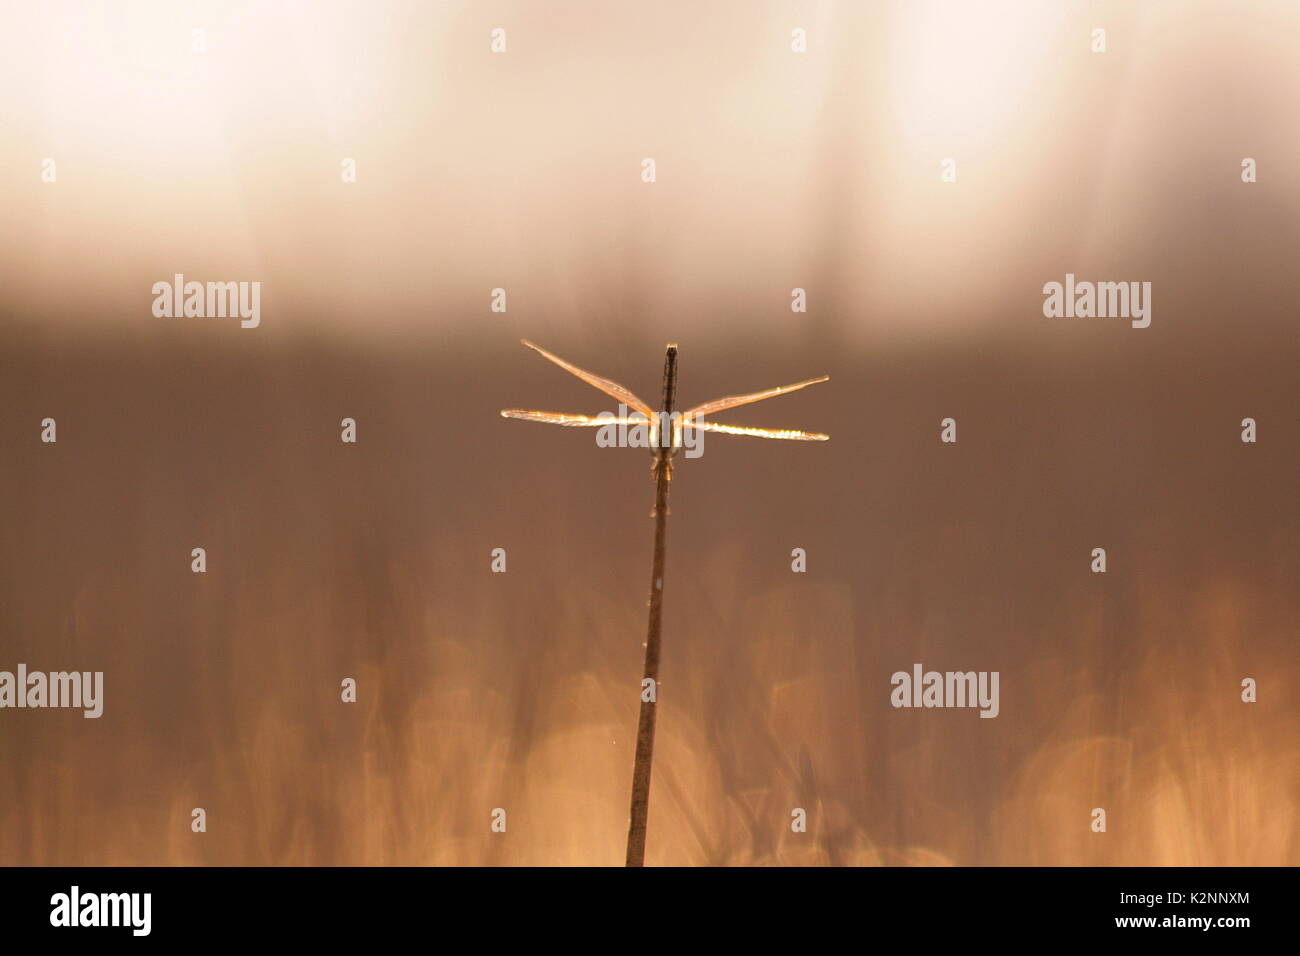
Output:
[646, 413, 686, 457]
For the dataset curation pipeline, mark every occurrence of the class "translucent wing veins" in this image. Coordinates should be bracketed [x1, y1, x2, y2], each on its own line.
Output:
[519, 340, 655, 417]
[683, 375, 829, 420]
[681, 421, 829, 441]
[500, 410, 646, 427]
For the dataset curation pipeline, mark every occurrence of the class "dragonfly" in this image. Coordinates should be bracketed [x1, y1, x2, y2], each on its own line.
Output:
[500, 340, 830, 480]
[500, 338, 829, 867]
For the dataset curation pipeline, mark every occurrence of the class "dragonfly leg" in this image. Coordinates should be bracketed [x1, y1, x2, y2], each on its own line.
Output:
[648, 455, 673, 515]
[649, 456, 674, 482]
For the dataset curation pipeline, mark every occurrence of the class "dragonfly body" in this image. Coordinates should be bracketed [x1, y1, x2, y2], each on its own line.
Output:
[650, 344, 678, 480]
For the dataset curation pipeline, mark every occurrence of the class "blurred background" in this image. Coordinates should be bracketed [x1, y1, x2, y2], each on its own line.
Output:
[0, 0, 1296, 865]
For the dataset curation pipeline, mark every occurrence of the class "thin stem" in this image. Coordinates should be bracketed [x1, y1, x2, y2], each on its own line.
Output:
[625, 345, 677, 867]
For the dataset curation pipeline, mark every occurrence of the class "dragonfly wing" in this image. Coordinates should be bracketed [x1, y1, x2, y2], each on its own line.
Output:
[682, 376, 829, 420]
[520, 340, 655, 417]
[681, 421, 829, 441]
[501, 410, 646, 427]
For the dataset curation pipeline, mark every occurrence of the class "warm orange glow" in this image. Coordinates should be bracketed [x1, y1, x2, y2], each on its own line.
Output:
[0, 1, 1295, 866]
